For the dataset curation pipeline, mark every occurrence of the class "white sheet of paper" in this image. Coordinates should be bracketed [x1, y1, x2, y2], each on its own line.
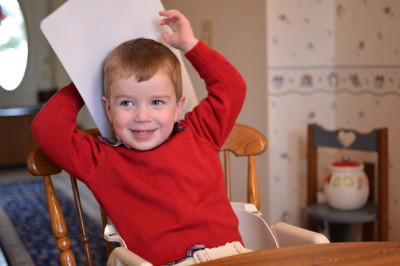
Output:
[41, 0, 197, 139]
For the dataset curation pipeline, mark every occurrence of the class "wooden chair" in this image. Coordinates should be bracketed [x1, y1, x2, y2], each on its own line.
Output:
[306, 123, 389, 241]
[26, 128, 112, 266]
[221, 123, 268, 210]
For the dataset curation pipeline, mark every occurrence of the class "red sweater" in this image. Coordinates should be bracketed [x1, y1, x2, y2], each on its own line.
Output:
[32, 41, 246, 265]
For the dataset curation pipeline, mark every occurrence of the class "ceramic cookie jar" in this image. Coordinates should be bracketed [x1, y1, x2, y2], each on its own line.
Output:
[324, 156, 369, 210]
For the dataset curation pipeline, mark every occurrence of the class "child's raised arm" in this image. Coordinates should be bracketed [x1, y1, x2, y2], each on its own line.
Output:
[159, 9, 199, 53]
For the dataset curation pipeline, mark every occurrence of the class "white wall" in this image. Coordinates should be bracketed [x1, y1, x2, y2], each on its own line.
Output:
[267, 0, 336, 226]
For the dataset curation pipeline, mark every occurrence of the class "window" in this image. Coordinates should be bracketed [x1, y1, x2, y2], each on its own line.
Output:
[0, 0, 28, 91]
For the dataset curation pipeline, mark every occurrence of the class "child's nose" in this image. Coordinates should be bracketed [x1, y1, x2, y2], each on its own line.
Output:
[134, 107, 151, 122]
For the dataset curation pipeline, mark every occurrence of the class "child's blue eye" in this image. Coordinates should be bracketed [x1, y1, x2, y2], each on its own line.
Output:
[121, 101, 133, 106]
[152, 100, 164, 106]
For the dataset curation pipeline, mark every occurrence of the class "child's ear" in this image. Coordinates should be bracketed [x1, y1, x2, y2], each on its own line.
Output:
[102, 96, 113, 123]
[174, 96, 186, 120]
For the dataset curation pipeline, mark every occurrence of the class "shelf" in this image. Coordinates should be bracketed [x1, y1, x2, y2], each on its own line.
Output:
[307, 201, 376, 224]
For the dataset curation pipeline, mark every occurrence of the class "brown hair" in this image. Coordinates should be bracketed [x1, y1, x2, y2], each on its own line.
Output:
[103, 38, 182, 101]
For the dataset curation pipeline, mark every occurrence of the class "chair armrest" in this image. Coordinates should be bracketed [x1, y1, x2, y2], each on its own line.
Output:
[230, 202, 261, 216]
[104, 224, 127, 248]
[107, 247, 153, 266]
[232, 206, 279, 250]
[271, 222, 330, 247]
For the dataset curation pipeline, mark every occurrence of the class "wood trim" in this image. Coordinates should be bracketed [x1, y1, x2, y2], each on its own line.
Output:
[26, 144, 62, 176]
[43, 175, 76, 266]
[70, 177, 94, 265]
[377, 128, 388, 241]
[222, 124, 267, 209]
[307, 124, 318, 231]
[247, 155, 260, 209]
[223, 150, 232, 201]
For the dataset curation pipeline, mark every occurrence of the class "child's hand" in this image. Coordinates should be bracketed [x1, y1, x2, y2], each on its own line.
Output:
[159, 10, 199, 53]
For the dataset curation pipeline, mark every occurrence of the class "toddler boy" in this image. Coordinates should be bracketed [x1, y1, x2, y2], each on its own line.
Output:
[33, 9, 246, 265]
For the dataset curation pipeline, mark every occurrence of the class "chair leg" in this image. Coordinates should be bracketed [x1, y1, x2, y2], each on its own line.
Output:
[43, 175, 76, 265]
[70, 177, 94, 265]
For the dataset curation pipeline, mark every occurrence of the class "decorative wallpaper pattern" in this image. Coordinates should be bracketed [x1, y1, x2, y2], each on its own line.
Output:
[269, 66, 400, 97]
[266, 0, 400, 241]
[268, 0, 400, 97]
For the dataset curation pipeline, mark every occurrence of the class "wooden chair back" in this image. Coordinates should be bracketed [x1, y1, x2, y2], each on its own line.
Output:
[221, 124, 268, 210]
[306, 123, 388, 241]
[26, 128, 111, 266]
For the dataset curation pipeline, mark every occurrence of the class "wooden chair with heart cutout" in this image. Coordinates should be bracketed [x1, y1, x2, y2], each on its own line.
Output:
[306, 124, 388, 241]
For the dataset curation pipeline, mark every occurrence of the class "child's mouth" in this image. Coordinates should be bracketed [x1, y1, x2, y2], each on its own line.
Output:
[133, 129, 156, 136]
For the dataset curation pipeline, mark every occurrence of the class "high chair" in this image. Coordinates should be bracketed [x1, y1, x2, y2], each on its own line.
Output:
[26, 124, 329, 266]
[218, 124, 329, 250]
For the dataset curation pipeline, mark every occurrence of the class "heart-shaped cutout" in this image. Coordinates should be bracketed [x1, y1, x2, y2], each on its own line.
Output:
[338, 130, 356, 148]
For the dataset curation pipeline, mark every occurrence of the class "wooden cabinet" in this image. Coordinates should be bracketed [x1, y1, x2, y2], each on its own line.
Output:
[0, 107, 40, 167]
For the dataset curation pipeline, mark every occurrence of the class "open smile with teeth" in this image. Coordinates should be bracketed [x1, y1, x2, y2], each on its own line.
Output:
[133, 129, 156, 136]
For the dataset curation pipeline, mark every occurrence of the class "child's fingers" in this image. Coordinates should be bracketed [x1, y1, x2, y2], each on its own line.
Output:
[159, 9, 184, 24]
[160, 17, 177, 28]
[160, 18, 170, 26]
[160, 31, 171, 43]
[159, 9, 180, 18]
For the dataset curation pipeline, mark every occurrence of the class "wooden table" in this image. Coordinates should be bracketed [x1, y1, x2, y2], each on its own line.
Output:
[200, 242, 400, 265]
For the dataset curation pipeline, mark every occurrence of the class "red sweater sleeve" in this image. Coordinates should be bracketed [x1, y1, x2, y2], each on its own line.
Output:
[184, 41, 246, 148]
[32, 83, 101, 180]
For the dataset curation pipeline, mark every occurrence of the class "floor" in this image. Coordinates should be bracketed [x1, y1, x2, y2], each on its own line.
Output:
[0, 166, 102, 265]
[0, 166, 101, 223]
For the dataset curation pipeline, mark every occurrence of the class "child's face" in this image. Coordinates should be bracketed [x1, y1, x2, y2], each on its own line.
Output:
[102, 70, 186, 151]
